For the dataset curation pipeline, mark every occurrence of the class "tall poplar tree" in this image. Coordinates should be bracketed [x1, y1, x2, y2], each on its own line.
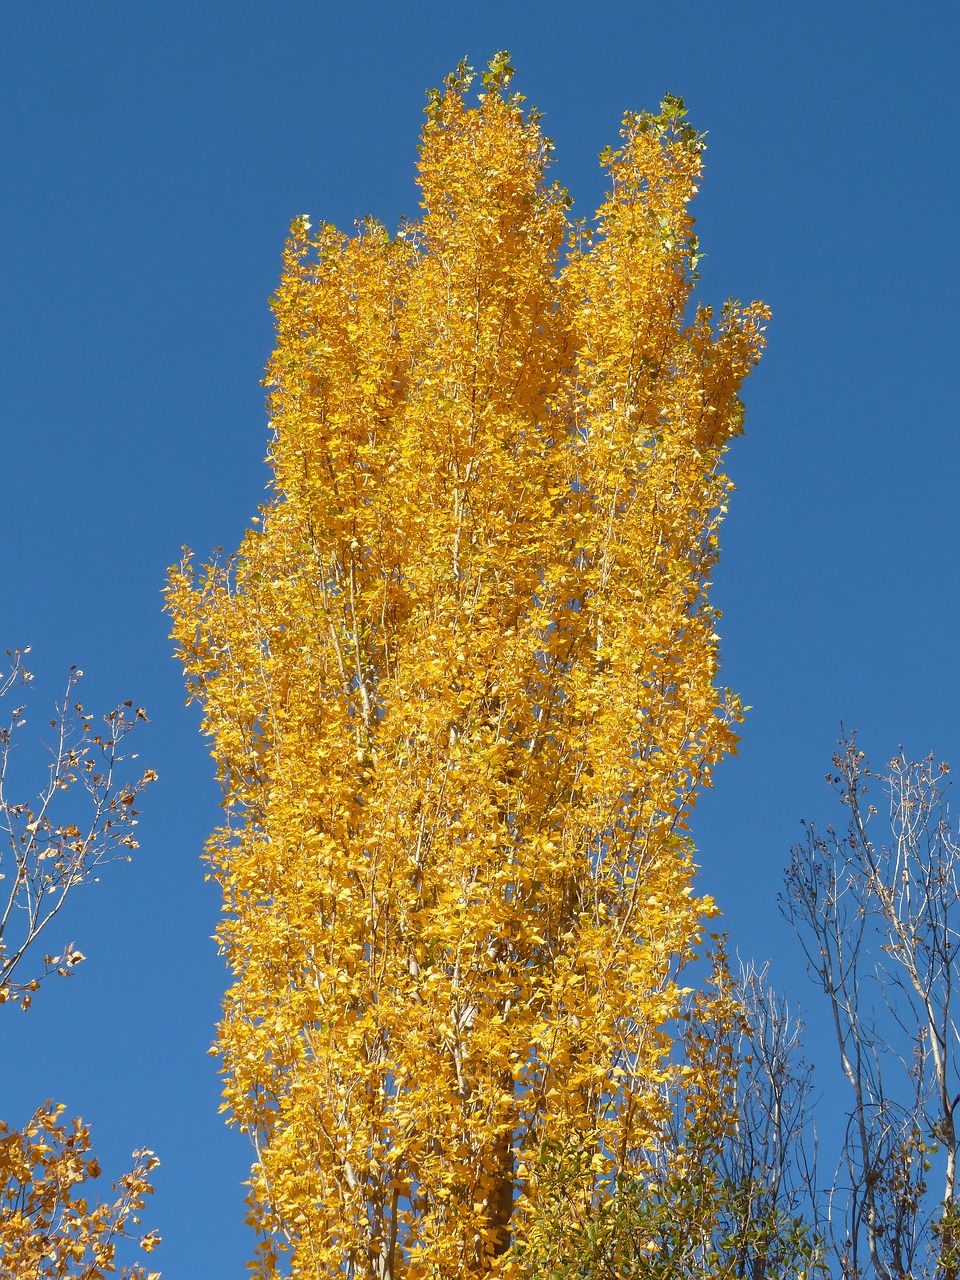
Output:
[168, 56, 767, 1279]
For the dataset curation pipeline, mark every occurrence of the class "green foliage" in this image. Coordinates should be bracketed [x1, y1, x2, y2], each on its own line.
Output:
[514, 951, 825, 1279]
[514, 1135, 825, 1280]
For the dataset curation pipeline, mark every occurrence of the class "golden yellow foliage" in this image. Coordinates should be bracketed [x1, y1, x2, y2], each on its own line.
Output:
[0, 1104, 159, 1280]
[168, 56, 767, 1279]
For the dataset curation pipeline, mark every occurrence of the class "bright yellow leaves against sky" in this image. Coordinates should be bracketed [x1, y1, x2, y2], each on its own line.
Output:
[168, 54, 766, 1280]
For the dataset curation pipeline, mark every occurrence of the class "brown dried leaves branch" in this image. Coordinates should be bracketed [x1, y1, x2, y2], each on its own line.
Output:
[0, 1104, 160, 1280]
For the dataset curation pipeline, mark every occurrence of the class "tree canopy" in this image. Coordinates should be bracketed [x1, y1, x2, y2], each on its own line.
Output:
[168, 57, 767, 1279]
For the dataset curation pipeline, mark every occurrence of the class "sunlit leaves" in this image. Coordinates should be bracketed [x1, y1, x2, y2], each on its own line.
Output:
[169, 58, 766, 1279]
[0, 1104, 160, 1280]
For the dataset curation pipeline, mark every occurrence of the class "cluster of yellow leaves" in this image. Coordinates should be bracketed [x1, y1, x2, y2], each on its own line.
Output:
[168, 57, 767, 1280]
[0, 1104, 159, 1279]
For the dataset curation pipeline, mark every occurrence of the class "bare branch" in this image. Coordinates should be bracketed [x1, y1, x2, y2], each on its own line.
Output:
[0, 650, 157, 1009]
[781, 733, 960, 1278]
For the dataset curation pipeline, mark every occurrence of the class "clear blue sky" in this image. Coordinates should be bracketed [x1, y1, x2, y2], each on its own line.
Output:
[1, 2, 957, 1274]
